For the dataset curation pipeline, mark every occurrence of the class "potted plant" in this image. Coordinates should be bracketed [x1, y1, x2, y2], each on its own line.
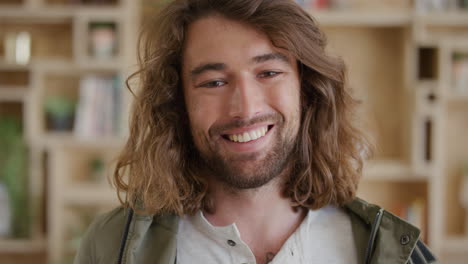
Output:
[44, 96, 76, 131]
[0, 117, 29, 238]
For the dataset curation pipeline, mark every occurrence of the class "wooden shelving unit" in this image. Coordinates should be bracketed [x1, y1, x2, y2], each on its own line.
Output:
[410, 8, 468, 263]
[0, 0, 139, 263]
[415, 10, 468, 26]
[362, 160, 428, 182]
[313, 9, 412, 27]
[312, 7, 432, 247]
[305, 3, 468, 263]
[1, 0, 467, 263]
[0, 239, 46, 253]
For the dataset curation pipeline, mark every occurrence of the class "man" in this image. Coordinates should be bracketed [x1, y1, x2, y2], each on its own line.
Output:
[75, 0, 437, 263]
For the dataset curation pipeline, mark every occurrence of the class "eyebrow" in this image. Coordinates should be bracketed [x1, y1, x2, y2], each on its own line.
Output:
[190, 63, 226, 78]
[189, 52, 290, 79]
[252, 52, 290, 64]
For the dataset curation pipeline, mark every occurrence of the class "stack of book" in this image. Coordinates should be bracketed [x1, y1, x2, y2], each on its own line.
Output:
[415, 0, 468, 12]
[74, 74, 122, 139]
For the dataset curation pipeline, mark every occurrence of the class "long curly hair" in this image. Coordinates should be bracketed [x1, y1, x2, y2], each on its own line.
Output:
[113, 0, 371, 216]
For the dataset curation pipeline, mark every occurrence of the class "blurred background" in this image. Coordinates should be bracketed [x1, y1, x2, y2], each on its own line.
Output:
[0, 0, 467, 263]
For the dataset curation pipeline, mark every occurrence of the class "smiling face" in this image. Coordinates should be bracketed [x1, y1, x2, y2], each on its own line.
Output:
[182, 15, 301, 189]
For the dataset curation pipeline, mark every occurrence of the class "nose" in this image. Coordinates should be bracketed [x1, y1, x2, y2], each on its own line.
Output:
[228, 75, 263, 119]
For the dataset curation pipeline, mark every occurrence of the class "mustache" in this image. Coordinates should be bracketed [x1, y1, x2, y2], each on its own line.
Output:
[209, 113, 283, 136]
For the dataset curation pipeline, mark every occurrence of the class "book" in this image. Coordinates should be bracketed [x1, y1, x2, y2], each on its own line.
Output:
[74, 74, 122, 139]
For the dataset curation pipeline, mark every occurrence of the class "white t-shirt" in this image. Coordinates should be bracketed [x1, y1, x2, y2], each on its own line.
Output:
[176, 205, 358, 264]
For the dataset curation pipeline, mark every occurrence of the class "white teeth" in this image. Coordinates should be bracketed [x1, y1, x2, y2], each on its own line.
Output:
[248, 131, 256, 140]
[243, 132, 251, 142]
[226, 126, 269, 143]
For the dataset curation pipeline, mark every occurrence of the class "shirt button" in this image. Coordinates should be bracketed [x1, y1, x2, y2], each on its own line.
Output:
[227, 239, 236, 246]
[400, 234, 410, 245]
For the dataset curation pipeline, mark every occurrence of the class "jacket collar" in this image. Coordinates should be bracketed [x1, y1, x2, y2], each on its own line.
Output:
[126, 198, 421, 264]
[345, 198, 421, 264]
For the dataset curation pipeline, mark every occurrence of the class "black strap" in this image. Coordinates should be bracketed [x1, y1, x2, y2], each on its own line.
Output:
[117, 208, 134, 264]
[364, 208, 384, 264]
[410, 240, 438, 264]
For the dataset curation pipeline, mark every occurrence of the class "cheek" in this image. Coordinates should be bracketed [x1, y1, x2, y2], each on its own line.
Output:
[268, 81, 301, 138]
[270, 82, 301, 117]
[186, 97, 205, 138]
[287, 89, 302, 134]
[185, 93, 220, 143]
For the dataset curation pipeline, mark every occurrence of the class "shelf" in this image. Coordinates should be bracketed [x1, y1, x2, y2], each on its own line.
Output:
[0, 6, 122, 22]
[441, 236, 468, 253]
[0, 86, 28, 102]
[417, 80, 438, 89]
[416, 11, 468, 26]
[0, 59, 30, 70]
[311, 9, 412, 27]
[29, 59, 121, 73]
[0, 239, 45, 253]
[42, 132, 125, 149]
[363, 160, 428, 182]
[63, 184, 118, 205]
[443, 93, 468, 102]
[76, 59, 123, 72]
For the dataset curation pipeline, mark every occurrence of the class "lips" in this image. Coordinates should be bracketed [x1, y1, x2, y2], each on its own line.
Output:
[210, 114, 281, 146]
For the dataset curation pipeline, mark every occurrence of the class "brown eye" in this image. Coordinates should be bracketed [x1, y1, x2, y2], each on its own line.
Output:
[197, 80, 227, 88]
[258, 71, 281, 78]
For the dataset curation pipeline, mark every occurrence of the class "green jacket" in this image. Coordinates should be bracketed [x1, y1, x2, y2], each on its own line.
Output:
[74, 198, 438, 264]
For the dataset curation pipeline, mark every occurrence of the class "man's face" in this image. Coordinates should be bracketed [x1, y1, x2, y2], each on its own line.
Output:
[182, 16, 301, 189]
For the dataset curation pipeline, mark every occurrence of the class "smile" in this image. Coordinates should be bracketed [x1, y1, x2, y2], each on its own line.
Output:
[224, 126, 271, 143]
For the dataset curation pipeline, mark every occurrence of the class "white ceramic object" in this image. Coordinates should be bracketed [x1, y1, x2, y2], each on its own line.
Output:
[0, 183, 11, 237]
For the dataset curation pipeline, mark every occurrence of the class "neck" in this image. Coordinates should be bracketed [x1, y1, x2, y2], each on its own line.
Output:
[203, 177, 306, 264]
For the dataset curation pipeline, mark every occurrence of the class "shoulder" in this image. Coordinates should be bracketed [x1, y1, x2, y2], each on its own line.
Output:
[343, 198, 438, 264]
[74, 207, 178, 264]
[74, 207, 131, 264]
[306, 205, 354, 228]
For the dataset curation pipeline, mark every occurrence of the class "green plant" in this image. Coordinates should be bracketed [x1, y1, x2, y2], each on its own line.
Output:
[0, 117, 29, 238]
[44, 96, 76, 119]
[90, 158, 105, 182]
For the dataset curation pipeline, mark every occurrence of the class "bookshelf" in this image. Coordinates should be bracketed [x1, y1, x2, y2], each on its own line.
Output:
[316, 7, 432, 244]
[0, 0, 139, 263]
[412, 4, 468, 263]
[300, 0, 468, 262]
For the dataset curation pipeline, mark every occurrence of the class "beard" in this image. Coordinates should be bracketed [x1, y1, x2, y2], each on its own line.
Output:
[194, 113, 299, 190]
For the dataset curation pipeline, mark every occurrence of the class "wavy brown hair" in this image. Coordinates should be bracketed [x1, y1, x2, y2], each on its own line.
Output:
[113, 0, 370, 216]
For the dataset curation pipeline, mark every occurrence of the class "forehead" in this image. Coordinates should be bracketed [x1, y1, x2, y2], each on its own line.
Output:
[182, 16, 280, 67]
